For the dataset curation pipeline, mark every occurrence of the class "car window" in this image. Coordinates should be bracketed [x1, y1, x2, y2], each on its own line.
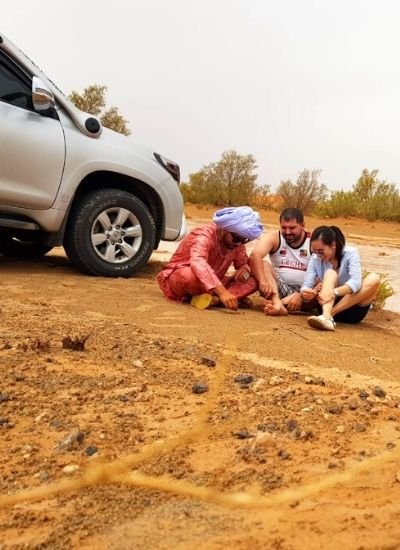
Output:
[0, 53, 33, 110]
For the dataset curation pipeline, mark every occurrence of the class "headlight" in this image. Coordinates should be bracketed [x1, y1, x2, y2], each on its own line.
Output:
[154, 153, 180, 184]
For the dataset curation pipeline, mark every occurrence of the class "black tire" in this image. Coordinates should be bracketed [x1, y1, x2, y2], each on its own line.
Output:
[63, 189, 156, 277]
[0, 233, 52, 258]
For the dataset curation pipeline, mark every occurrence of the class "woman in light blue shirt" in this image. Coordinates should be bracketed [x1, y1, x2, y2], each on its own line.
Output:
[300, 225, 380, 331]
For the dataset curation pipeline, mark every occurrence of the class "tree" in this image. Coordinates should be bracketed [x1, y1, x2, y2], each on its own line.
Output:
[352, 169, 400, 221]
[68, 84, 131, 136]
[276, 169, 328, 213]
[182, 150, 266, 206]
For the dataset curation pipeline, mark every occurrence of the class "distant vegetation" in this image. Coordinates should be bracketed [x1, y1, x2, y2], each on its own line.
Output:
[69, 84, 131, 136]
[181, 152, 400, 222]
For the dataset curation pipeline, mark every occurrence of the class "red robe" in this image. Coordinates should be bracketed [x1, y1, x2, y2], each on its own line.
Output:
[157, 223, 255, 301]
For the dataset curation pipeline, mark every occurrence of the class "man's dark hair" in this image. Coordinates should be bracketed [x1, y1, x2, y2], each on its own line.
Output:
[279, 208, 304, 224]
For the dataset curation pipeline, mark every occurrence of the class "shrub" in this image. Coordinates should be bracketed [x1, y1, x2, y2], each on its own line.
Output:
[364, 272, 395, 310]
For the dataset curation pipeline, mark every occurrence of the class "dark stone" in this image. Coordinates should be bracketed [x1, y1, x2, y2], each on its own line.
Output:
[327, 404, 343, 415]
[0, 393, 11, 404]
[359, 390, 369, 400]
[57, 430, 86, 452]
[85, 446, 98, 456]
[0, 418, 9, 426]
[387, 442, 396, 449]
[286, 419, 299, 432]
[200, 356, 216, 368]
[232, 429, 252, 439]
[348, 399, 359, 411]
[234, 374, 254, 385]
[278, 449, 290, 460]
[192, 382, 209, 395]
[373, 386, 387, 398]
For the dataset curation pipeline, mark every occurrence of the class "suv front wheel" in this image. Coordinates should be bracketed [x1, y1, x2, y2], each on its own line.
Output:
[64, 189, 156, 277]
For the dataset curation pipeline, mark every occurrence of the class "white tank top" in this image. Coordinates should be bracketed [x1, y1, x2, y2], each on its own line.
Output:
[269, 231, 311, 288]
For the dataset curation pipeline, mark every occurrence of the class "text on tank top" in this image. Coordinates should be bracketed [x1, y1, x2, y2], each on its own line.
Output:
[269, 231, 311, 288]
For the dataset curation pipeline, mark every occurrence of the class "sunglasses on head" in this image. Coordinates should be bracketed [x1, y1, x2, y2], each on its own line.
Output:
[231, 233, 249, 244]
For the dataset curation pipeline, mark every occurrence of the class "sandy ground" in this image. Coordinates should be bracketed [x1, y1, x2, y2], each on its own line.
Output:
[0, 206, 400, 549]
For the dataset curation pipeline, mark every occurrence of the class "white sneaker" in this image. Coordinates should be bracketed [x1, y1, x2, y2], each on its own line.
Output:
[307, 314, 336, 331]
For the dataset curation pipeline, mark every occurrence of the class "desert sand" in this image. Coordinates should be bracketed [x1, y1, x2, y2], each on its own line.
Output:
[0, 206, 399, 549]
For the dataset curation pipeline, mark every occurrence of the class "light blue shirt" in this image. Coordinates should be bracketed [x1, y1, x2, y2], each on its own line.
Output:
[301, 245, 362, 294]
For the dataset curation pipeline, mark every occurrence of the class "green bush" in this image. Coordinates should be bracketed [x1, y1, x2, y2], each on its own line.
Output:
[364, 272, 395, 310]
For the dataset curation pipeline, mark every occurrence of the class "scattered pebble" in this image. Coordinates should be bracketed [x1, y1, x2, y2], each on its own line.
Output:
[132, 360, 144, 368]
[62, 464, 79, 475]
[348, 400, 359, 411]
[359, 390, 369, 400]
[56, 430, 86, 452]
[269, 376, 284, 386]
[85, 446, 98, 456]
[192, 382, 208, 394]
[327, 404, 343, 415]
[234, 374, 254, 385]
[387, 442, 396, 449]
[278, 449, 290, 460]
[232, 429, 252, 439]
[336, 425, 345, 433]
[200, 356, 216, 368]
[286, 419, 299, 432]
[373, 386, 387, 398]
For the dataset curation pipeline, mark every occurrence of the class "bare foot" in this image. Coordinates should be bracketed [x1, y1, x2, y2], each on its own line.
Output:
[263, 300, 288, 316]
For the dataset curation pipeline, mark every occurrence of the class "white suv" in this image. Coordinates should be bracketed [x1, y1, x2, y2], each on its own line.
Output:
[0, 33, 186, 276]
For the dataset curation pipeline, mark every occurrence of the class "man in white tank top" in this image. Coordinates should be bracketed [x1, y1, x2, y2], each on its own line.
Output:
[249, 208, 312, 316]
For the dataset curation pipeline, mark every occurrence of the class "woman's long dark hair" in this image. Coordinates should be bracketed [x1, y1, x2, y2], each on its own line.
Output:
[310, 225, 346, 267]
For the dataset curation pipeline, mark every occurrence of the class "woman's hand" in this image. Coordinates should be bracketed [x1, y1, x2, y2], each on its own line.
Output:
[317, 289, 335, 305]
[301, 288, 318, 302]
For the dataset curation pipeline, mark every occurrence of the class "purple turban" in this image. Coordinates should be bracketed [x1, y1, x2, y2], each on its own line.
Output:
[212, 206, 264, 240]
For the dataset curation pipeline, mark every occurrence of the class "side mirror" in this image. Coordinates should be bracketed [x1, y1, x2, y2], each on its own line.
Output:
[32, 76, 55, 111]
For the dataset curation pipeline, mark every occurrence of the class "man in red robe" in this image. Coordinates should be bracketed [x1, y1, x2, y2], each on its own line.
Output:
[157, 206, 263, 310]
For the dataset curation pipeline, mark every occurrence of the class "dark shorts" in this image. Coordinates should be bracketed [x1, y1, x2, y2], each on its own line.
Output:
[317, 300, 372, 324]
[333, 303, 371, 324]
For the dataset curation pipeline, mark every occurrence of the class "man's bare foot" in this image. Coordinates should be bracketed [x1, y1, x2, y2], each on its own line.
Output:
[263, 300, 288, 316]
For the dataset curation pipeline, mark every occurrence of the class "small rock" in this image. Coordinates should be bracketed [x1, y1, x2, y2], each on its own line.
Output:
[232, 429, 252, 439]
[327, 404, 343, 415]
[0, 418, 9, 426]
[234, 374, 254, 385]
[278, 449, 290, 460]
[348, 400, 358, 411]
[62, 464, 79, 475]
[200, 356, 216, 368]
[269, 376, 284, 386]
[286, 419, 299, 432]
[352, 423, 367, 432]
[387, 442, 396, 450]
[396, 472, 400, 483]
[359, 390, 369, 400]
[192, 382, 208, 395]
[56, 430, 86, 452]
[132, 360, 144, 368]
[304, 376, 314, 384]
[257, 422, 279, 433]
[84, 446, 98, 456]
[336, 425, 345, 433]
[373, 386, 387, 398]
[0, 393, 11, 404]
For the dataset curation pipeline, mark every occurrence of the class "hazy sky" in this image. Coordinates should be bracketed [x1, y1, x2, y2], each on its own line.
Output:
[3, 0, 400, 190]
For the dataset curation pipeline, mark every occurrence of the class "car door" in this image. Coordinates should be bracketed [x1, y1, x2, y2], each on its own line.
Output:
[0, 50, 65, 210]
